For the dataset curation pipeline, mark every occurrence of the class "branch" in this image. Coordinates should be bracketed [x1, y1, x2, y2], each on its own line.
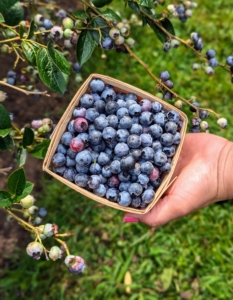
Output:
[0, 167, 12, 176]
[0, 81, 50, 97]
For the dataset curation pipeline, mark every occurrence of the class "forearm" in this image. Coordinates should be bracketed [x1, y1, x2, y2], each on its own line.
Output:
[217, 140, 233, 201]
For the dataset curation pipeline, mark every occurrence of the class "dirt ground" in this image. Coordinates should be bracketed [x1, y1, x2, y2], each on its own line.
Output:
[0, 0, 82, 266]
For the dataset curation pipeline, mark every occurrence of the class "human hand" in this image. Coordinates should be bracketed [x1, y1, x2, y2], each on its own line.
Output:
[123, 133, 233, 227]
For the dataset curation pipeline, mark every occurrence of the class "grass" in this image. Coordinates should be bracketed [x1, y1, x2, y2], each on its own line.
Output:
[1, 0, 233, 299]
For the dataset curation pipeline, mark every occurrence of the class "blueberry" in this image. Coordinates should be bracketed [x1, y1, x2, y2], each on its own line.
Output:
[125, 93, 138, 101]
[80, 94, 94, 108]
[110, 160, 121, 174]
[75, 150, 92, 166]
[117, 99, 127, 108]
[57, 143, 67, 155]
[116, 129, 130, 143]
[142, 189, 155, 204]
[52, 153, 66, 167]
[154, 151, 168, 166]
[129, 162, 141, 176]
[77, 133, 89, 146]
[106, 115, 118, 128]
[67, 120, 76, 133]
[66, 156, 76, 167]
[140, 161, 154, 174]
[140, 111, 153, 126]
[125, 99, 137, 109]
[131, 197, 141, 208]
[105, 101, 119, 115]
[149, 167, 160, 181]
[67, 148, 77, 159]
[142, 147, 154, 160]
[118, 172, 131, 182]
[159, 162, 171, 172]
[140, 99, 152, 112]
[140, 133, 153, 147]
[70, 137, 85, 153]
[152, 141, 162, 152]
[94, 115, 109, 131]
[138, 173, 149, 186]
[163, 42, 171, 52]
[105, 147, 113, 156]
[7, 70, 17, 78]
[61, 132, 73, 146]
[102, 165, 112, 178]
[88, 175, 101, 189]
[209, 58, 218, 68]
[99, 174, 107, 184]
[127, 134, 141, 149]
[106, 188, 119, 202]
[43, 19, 53, 29]
[101, 88, 116, 102]
[206, 49, 216, 59]
[88, 124, 96, 133]
[165, 121, 178, 134]
[130, 124, 143, 135]
[73, 62, 82, 73]
[190, 126, 200, 133]
[173, 132, 181, 145]
[226, 56, 233, 66]
[63, 167, 76, 182]
[89, 163, 101, 175]
[92, 140, 106, 152]
[118, 191, 131, 206]
[128, 103, 141, 117]
[130, 149, 142, 161]
[163, 91, 174, 101]
[90, 78, 105, 93]
[119, 182, 131, 192]
[191, 117, 201, 126]
[108, 175, 120, 188]
[93, 184, 106, 197]
[73, 117, 88, 133]
[163, 146, 176, 157]
[120, 155, 135, 171]
[85, 108, 99, 122]
[199, 109, 209, 119]
[149, 124, 163, 138]
[53, 166, 66, 176]
[128, 183, 143, 197]
[114, 142, 129, 157]
[97, 152, 110, 166]
[194, 38, 203, 51]
[153, 112, 166, 127]
[38, 207, 47, 218]
[160, 133, 174, 146]
[93, 99, 106, 113]
[6, 77, 15, 85]
[119, 116, 132, 129]
[160, 71, 170, 81]
[89, 130, 102, 146]
[101, 37, 114, 50]
[116, 92, 127, 100]
[73, 107, 86, 118]
[117, 107, 129, 119]
[75, 164, 89, 174]
[166, 110, 180, 123]
[150, 102, 161, 114]
[151, 177, 162, 188]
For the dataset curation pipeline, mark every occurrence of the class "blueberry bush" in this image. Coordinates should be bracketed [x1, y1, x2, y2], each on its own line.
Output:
[0, 0, 232, 297]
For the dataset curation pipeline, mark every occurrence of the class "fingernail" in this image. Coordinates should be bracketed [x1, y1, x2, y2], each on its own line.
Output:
[123, 217, 139, 223]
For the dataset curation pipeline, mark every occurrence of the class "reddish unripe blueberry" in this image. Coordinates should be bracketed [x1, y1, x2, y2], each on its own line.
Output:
[70, 137, 85, 153]
[31, 119, 43, 129]
[108, 175, 120, 188]
[149, 167, 160, 181]
[73, 117, 88, 133]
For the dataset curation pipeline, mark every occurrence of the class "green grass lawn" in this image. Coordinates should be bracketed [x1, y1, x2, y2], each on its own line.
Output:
[1, 1, 233, 299]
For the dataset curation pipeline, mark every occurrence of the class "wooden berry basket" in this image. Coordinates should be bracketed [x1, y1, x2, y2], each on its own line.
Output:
[43, 74, 188, 215]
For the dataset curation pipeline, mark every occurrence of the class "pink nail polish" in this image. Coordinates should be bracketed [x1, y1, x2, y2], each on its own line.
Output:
[123, 217, 139, 223]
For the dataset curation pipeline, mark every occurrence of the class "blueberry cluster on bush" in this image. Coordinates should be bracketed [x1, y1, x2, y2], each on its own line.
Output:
[167, 2, 197, 23]
[52, 78, 183, 209]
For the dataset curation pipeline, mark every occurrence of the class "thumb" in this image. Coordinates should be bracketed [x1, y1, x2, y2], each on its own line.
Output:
[123, 194, 190, 227]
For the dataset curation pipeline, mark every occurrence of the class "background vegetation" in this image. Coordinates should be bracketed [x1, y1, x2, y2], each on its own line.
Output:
[1, 0, 233, 299]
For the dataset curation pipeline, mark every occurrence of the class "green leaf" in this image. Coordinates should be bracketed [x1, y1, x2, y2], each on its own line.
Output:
[146, 17, 168, 43]
[101, 8, 121, 22]
[29, 139, 50, 159]
[37, 48, 69, 94]
[0, 135, 14, 151]
[139, 0, 152, 8]
[0, 104, 11, 130]
[73, 10, 89, 20]
[139, 5, 152, 15]
[27, 19, 35, 39]
[14, 181, 34, 202]
[0, 127, 11, 137]
[0, 191, 12, 207]
[76, 30, 96, 66]
[92, 0, 113, 8]
[90, 16, 110, 43]
[0, 13, 4, 22]
[47, 41, 70, 75]
[21, 41, 39, 65]
[7, 168, 26, 196]
[16, 147, 27, 167]
[160, 18, 175, 36]
[4, 2, 24, 26]
[0, 0, 17, 11]
[128, 1, 140, 14]
[22, 127, 34, 148]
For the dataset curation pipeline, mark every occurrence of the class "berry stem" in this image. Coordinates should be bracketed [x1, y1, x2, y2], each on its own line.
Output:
[0, 81, 50, 97]
[54, 237, 70, 256]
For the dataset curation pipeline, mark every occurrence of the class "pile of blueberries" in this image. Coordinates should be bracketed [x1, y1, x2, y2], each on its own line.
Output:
[51, 78, 183, 209]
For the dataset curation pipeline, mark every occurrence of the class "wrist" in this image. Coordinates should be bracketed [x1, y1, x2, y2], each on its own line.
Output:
[217, 140, 233, 201]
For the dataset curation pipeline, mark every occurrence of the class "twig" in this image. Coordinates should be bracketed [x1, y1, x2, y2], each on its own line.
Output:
[0, 81, 50, 97]
[0, 167, 12, 175]
[54, 237, 70, 256]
